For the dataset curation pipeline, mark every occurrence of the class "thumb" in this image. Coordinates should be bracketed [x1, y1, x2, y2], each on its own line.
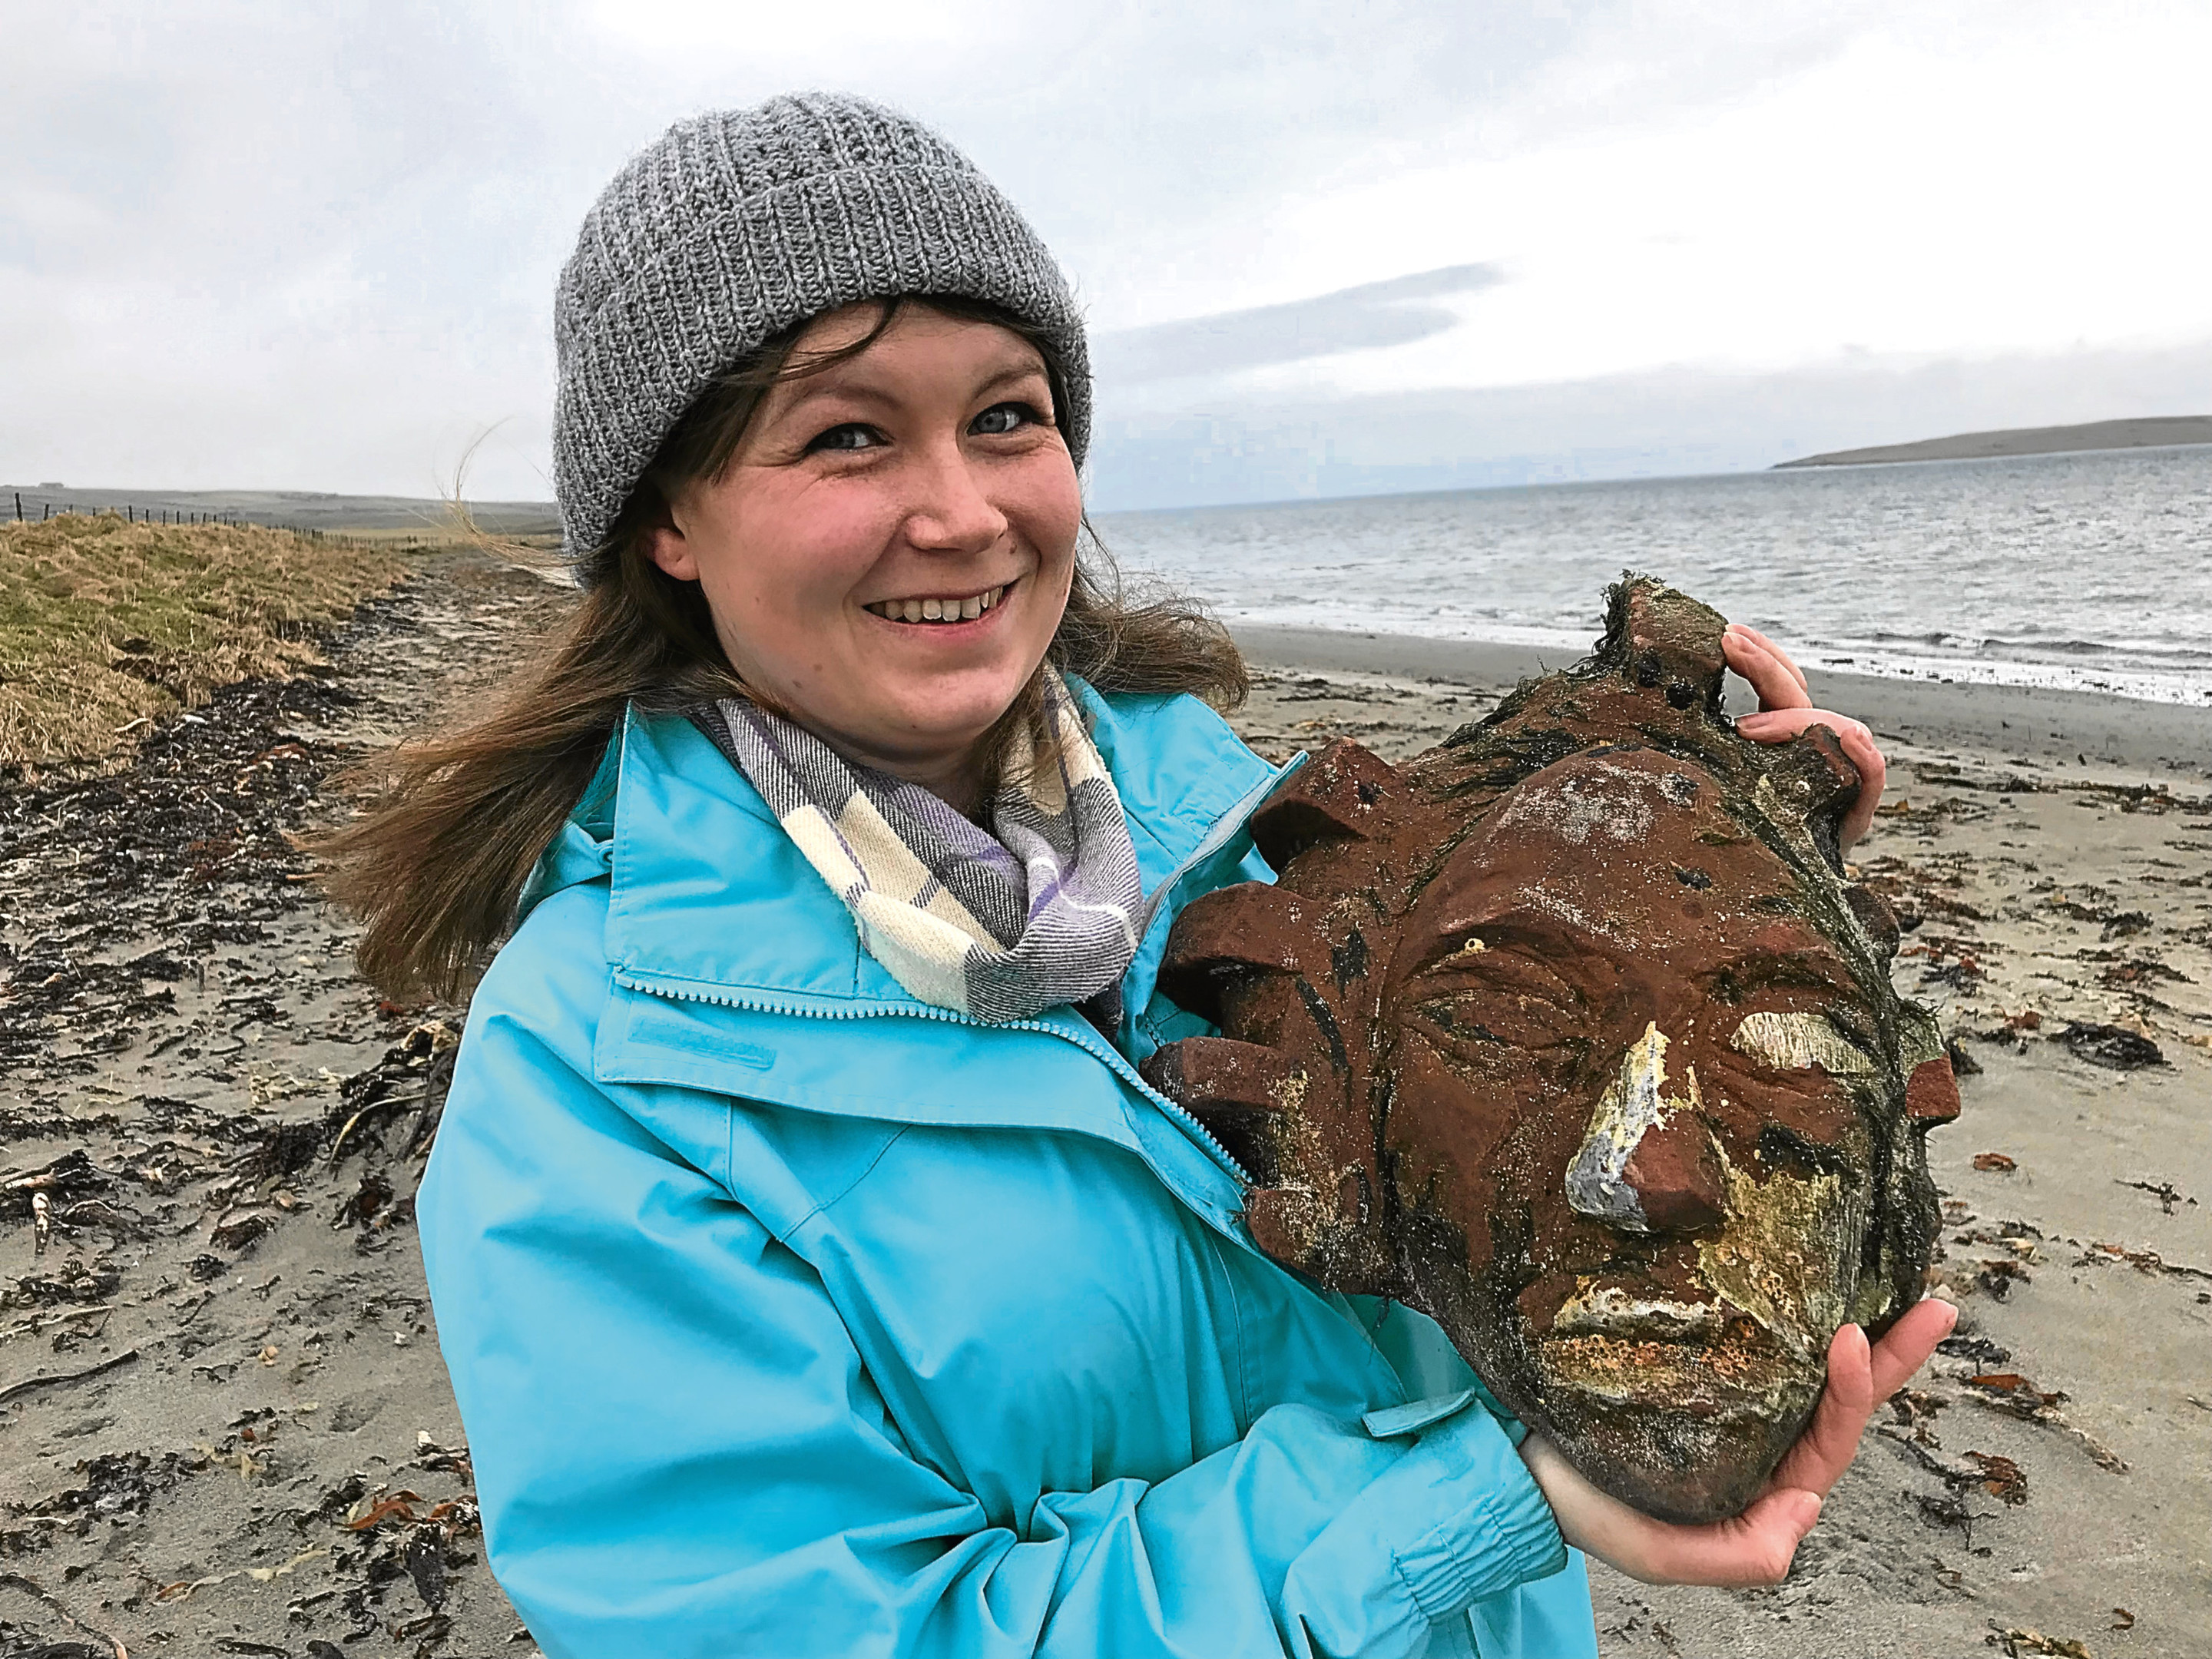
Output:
[1777, 1487, 1823, 1537]
[1740, 1485, 1823, 1541]
[1723, 1487, 1823, 1587]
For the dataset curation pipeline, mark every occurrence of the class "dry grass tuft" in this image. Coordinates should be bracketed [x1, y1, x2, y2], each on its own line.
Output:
[1, 513, 409, 774]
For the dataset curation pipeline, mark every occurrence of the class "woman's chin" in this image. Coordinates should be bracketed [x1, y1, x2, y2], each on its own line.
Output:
[829, 684, 1031, 778]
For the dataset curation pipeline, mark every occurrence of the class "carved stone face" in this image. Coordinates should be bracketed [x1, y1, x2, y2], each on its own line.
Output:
[1145, 580, 1957, 1522]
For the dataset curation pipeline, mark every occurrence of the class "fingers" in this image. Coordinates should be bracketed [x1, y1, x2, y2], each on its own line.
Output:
[1722, 624, 1810, 710]
[1725, 624, 1810, 693]
[1767, 1324, 1875, 1498]
[1521, 1429, 1821, 1588]
[1767, 1300, 1959, 1501]
[1869, 1296, 1959, 1401]
[1731, 707, 1889, 847]
[1833, 719, 1886, 846]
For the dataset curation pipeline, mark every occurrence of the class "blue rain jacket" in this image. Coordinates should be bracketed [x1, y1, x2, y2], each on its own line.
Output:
[419, 684, 1598, 1659]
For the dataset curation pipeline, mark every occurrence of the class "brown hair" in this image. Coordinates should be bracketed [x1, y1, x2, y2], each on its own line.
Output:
[320, 295, 1247, 1002]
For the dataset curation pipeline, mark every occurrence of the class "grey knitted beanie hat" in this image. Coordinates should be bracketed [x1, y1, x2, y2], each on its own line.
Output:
[551, 93, 1091, 567]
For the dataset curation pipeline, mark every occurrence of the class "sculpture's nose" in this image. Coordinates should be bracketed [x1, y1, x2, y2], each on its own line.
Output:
[1565, 1023, 1730, 1235]
[1611, 1111, 1730, 1233]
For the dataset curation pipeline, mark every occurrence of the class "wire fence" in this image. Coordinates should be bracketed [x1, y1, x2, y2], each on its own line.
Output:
[8, 492, 436, 551]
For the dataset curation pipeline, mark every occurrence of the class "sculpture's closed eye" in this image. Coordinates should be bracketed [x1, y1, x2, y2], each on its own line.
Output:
[1729, 1009, 1879, 1075]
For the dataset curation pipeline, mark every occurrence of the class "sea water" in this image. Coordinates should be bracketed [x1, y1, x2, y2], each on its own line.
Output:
[1094, 444, 2212, 705]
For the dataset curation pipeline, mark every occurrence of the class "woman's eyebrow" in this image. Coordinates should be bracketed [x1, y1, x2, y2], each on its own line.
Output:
[969, 361, 1051, 399]
[769, 358, 1050, 425]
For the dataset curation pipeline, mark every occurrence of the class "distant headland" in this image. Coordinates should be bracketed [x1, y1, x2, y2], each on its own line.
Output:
[1774, 415, 2212, 469]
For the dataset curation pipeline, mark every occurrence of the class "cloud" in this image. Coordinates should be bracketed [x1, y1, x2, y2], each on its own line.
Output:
[1091, 264, 1505, 387]
[3, 2, 2208, 502]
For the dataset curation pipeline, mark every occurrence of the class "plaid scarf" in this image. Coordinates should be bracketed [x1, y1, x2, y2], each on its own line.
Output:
[690, 669, 1143, 1025]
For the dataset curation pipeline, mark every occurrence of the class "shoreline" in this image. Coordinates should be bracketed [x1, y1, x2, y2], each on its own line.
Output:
[1230, 622, 2212, 779]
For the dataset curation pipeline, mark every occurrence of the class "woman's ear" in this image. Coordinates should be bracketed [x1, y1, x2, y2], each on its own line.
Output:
[643, 518, 699, 583]
[637, 482, 700, 582]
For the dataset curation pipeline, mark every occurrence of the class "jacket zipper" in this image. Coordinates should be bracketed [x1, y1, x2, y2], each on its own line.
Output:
[1127, 750, 1306, 945]
[611, 971, 1253, 1186]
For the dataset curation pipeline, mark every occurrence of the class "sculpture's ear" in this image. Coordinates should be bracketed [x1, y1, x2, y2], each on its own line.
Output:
[1898, 1006, 1959, 1125]
[1139, 1035, 1309, 1185]
[1250, 740, 1408, 873]
[1608, 576, 1730, 710]
[1157, 882, 1313, 1024]
[1761, 723, 1862, 873]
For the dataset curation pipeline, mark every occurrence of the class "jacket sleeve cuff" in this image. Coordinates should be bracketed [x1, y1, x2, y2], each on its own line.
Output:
[1286, 1392, 1569, 1641]
[1387, 1433, 1568, 1618]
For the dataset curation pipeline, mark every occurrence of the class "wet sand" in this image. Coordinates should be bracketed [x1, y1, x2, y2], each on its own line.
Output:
[2, 571, 2205, 1657]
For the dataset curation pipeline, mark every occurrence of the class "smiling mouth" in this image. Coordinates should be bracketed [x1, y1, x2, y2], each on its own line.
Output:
[863, 581, 1009, 625]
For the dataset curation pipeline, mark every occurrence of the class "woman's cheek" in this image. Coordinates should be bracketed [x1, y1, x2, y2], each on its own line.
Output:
[1006, 450, 1082, 563]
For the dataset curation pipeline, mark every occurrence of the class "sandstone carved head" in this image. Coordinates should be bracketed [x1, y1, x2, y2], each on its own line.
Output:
[1144, 578, 1958, 1522]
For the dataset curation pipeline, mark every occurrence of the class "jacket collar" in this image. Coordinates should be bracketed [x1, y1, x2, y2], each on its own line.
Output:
[528, 680, 1293, 1019]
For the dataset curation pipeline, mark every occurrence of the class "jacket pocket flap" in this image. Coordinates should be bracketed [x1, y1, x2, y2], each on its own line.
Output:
[1362, 1388, 1481, 1440]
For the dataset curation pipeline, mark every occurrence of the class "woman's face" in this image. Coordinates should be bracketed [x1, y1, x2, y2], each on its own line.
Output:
[647, 303, 1081, 797]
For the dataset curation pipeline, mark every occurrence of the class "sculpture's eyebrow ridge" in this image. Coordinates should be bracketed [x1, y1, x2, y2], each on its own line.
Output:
[1408, 904, 1627, 975]
[1693, 945, 1858, 997]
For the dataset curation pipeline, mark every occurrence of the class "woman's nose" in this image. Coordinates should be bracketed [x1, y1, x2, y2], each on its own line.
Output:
[1565, 1022, 1731, 1235]
[904, 442, 1008, 554]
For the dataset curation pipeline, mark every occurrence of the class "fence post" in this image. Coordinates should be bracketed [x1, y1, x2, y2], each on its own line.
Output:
[12, 492, 20, 521]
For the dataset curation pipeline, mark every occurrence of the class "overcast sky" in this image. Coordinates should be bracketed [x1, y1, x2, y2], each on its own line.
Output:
[4, 0, 2207, 509]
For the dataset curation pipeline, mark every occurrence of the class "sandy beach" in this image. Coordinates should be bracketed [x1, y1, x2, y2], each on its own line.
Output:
[3, 558, 2206, 1657]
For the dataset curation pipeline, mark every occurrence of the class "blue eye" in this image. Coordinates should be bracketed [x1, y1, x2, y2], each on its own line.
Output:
[808, 423, 882, 452]
[972, 402, 1038, 435]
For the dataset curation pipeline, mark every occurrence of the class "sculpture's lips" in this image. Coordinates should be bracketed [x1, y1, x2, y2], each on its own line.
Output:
[1547, 1286, 1747, 1343]
[1535, 1312, 1811, 1419]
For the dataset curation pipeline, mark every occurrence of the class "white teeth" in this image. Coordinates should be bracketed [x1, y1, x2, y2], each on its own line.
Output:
[871, 584, 1007, 623]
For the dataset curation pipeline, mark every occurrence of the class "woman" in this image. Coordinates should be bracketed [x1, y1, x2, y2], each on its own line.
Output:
[335, 94, 1949, 1658]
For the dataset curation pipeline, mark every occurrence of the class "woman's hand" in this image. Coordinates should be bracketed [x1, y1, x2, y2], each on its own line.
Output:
[1517, 1297, 1958, 1587]
[1722, 623, 1887, 847]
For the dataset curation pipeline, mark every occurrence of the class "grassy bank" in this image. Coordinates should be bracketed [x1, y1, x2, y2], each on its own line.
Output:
[0, 512, 409, 773]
